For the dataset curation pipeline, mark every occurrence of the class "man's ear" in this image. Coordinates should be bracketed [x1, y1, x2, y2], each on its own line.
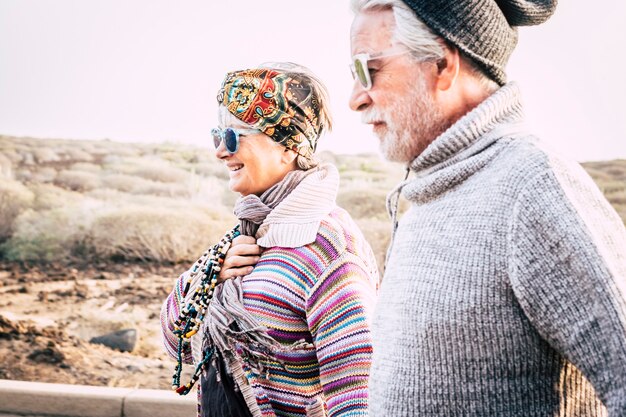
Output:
[435, 43, 460, 91]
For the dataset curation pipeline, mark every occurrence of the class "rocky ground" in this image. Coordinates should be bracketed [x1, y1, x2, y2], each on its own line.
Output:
[0, 261, 194, 389]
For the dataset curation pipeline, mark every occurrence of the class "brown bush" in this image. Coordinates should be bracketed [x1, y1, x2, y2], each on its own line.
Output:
[101, 174, 154, 193]
[30, 183, 85, 211]
[55, 170, 101, 192]
[129, 181, 190, 198]
[608, 191, 626, 206]
[355, 218, 392, 274]
[70, 162, 101, 173]
[88, 206, 233, 263]
[0, 180, 35, 241]
[1, 205, 93, 262]
[337, 187, 390, 220]
[193, 163, 230, 181]
[33, 148, 61, 164]
[131, 163, 189, 184]
[599, 180, 626, 195]
[63, 148, 95, 162]
[0, 149, 22, 164]
[30, 167, 57, 183]
[0, 153, 13, 179]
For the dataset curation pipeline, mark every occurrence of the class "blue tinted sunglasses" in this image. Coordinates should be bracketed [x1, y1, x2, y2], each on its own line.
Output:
[211, 127, 261, 154]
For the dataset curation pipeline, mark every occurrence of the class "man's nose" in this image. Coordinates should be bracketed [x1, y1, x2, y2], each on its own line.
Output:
[349, 79, 372, 112]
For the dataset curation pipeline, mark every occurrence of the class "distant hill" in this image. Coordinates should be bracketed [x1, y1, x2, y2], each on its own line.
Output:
[1, 135, 624, 269]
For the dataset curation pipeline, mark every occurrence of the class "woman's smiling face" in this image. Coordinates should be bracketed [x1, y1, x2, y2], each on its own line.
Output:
[214, 110, 298, 196]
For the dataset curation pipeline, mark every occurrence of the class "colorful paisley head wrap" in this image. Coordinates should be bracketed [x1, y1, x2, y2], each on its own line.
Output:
[217, 68, 325, 159]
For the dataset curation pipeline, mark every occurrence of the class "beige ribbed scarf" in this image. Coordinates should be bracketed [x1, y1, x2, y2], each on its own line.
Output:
[234, 167, 318, 236]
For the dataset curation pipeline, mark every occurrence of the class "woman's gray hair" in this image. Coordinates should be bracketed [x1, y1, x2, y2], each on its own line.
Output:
[350, 0, 499, 90]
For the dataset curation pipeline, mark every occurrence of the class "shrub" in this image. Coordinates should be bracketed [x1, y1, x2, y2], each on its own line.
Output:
[71, 162, 101, 173]
[100, 173, 193, 198]
[354, 218, 392, 274]
[0, 149, 22, 164]
[33, 148, 61, 164]
[55, 169, 101, 192]
[0, 179, 35, 241]
[88, 206, 234, 263]
[337, 187, 390, 220]
[608, 191, 626, 207]
[599, 180, 626, 195]
[0, 153, 12, 179]
[583, 167, 613, 183]
[30, 167, 57, 183]
[14, 168, 33, 182]
[132, 163, 189, 183]
[101, 174, 153, 193]
[193, 163, 230, 181]
[63, 148, 95, 162]
[18, 150, 35, 165]
[1, 205, 94, 262]
[187, 176, 227, 205]
[129, 180, 190, 198]
[30, 183, 85, 210]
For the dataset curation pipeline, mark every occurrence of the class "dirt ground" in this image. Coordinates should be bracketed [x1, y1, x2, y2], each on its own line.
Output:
[0, 261, 195, 389]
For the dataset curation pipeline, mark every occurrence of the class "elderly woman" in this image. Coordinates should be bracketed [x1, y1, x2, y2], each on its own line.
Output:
[161, 63, 378, 417]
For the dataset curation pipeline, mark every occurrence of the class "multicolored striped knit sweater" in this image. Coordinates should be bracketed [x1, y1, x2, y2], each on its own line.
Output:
[161, 167, 378, 417]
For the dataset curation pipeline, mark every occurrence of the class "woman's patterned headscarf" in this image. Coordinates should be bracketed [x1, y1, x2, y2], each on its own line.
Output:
[217, 68, 325, 159]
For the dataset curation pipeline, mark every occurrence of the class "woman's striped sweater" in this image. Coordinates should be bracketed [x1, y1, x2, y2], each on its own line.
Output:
[161, 207, 379, 417]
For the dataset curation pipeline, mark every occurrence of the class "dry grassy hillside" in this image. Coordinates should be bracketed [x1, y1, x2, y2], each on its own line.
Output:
[1, 135, 625, 269]
[0, 136, 410, 269]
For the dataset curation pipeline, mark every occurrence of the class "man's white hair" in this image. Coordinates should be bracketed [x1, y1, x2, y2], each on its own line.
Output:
[350, 0, 445, 62]
[350, 0, 499, 90]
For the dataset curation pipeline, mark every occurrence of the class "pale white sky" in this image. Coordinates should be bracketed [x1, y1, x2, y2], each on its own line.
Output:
[0, 1, 625, 161]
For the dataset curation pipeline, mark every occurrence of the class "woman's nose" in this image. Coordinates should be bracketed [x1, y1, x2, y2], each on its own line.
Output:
[215, 138, 229, 160]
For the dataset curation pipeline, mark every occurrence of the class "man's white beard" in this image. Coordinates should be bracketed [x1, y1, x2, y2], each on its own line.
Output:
[363, 74, 448, 164]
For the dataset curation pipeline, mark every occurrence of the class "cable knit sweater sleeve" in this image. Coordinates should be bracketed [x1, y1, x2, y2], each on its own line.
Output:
[508, 163, 626, 414]
[306, 252, 376, 417]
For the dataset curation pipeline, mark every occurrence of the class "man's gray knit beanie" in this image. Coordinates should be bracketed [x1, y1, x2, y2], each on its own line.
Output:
[401, 0, 557, 85]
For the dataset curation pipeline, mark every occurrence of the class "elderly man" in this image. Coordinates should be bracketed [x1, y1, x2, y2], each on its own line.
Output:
[348, 0, 626, 416]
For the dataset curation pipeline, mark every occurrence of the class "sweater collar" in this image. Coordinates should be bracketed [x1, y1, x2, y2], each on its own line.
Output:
[383, 83, 529, 265]
[408, 82, 525, 174]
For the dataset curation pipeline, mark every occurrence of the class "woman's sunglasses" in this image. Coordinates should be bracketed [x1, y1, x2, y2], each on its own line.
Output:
[211, 127, 261, 154]
[350, 48, 411, 91]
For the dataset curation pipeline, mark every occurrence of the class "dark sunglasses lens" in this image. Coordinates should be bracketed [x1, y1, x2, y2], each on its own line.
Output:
[223, 128, 238, 153]
[354, 59, 368, 88]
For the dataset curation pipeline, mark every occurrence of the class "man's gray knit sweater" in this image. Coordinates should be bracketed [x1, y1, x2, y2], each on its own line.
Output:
[370, 83, 626, 416]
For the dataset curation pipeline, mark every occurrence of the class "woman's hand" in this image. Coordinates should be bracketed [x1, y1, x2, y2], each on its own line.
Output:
[218, 235, 262, 282]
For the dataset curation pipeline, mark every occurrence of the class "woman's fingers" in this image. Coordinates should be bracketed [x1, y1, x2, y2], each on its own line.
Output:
[232, 234, 259, 247]
[223, 255, 261, 269]
[228, 243, 262, 257]
[217, 265, 255, 282]
[217, 235, 261, 282]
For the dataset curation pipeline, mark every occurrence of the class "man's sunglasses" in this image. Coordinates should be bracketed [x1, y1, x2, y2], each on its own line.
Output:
[350, 48, 411, 91]
[211, 127, 261, 154]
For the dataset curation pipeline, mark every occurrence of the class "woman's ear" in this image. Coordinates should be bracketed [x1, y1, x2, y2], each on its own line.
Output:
[435, 43, 460, 91]
[281, 148, 299, 165]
